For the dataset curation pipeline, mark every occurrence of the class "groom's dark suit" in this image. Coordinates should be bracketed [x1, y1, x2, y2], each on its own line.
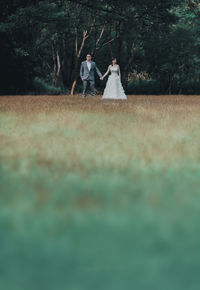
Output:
[80, 61, 102, 98]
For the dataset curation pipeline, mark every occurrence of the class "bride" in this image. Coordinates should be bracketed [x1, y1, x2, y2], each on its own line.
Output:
[101, 57, 127, 100]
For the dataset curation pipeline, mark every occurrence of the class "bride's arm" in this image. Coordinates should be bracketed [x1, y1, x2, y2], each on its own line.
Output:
[118, 65, 121, 80]
[102, 65, 111, 79]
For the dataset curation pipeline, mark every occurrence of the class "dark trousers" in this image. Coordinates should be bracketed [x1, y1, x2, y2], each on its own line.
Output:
[82, 79, 95, 97]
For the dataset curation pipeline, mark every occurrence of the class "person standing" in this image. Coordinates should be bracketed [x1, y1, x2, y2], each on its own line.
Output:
[80, 54, 103, 98]
[101, 57, 127, 100]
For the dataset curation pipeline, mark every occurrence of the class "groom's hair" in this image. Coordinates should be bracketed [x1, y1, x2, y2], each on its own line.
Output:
[86, 53, 92, 57]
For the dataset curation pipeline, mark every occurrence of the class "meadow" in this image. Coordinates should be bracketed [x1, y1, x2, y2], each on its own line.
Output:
[0, 94, 200, 290]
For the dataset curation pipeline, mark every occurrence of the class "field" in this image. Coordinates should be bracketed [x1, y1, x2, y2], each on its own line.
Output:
[1, 94, 200, 290]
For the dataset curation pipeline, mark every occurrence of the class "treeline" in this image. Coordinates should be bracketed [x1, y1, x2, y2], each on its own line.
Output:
[0, 0, 199, 95]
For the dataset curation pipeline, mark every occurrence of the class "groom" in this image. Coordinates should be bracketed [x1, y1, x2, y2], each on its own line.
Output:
[80, 54, 103, 98]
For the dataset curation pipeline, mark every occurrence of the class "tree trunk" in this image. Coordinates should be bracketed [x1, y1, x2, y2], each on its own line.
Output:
[116, 21, 122, 63]
[70, 56, 81, 95]
[71, 79, 78, 95]
[168, 74, 173, 95]
[70, 27, 94, 95]
[52, 46, 61, 87]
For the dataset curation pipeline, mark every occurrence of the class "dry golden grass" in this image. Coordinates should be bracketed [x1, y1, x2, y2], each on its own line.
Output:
[1, 94, 200, 172]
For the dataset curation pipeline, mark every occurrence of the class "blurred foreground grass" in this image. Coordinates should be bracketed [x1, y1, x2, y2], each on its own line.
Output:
[0, 94, 200, 290]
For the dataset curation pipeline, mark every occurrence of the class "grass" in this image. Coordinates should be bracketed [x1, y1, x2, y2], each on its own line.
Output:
[0, 94, 200, 290]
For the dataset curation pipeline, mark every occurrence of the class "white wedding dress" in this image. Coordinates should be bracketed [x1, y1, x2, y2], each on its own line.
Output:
[102, 65, 127, 99]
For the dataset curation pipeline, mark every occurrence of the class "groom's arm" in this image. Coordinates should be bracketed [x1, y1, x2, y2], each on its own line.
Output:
[80, 62, 84, 79]
[94, 62, 102, 78]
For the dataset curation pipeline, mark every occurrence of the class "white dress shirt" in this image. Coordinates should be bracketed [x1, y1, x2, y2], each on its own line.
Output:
[86, 61, 91, 71]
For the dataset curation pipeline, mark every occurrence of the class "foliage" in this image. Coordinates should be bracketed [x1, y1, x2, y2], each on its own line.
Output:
[0, 0, 199, 94]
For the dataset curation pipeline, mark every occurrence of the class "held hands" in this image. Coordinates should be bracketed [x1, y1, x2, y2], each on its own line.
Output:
[100, 76, 104, 80]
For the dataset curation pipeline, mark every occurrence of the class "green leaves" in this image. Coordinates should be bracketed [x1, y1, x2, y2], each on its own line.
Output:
[14, 48, 29, 57]
[0, 0, 199, 94]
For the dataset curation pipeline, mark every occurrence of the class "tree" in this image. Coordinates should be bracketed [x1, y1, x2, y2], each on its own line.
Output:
[0, 0, 199, 95]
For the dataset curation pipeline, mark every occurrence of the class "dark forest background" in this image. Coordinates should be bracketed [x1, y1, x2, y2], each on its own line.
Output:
[0, 0, 199, 95]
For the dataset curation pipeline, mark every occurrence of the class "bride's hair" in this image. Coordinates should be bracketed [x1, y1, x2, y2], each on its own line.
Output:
[111, 57, 117, 66]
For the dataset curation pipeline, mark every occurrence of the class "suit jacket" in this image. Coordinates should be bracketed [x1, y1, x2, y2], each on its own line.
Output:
[80, 61, 102, 81]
